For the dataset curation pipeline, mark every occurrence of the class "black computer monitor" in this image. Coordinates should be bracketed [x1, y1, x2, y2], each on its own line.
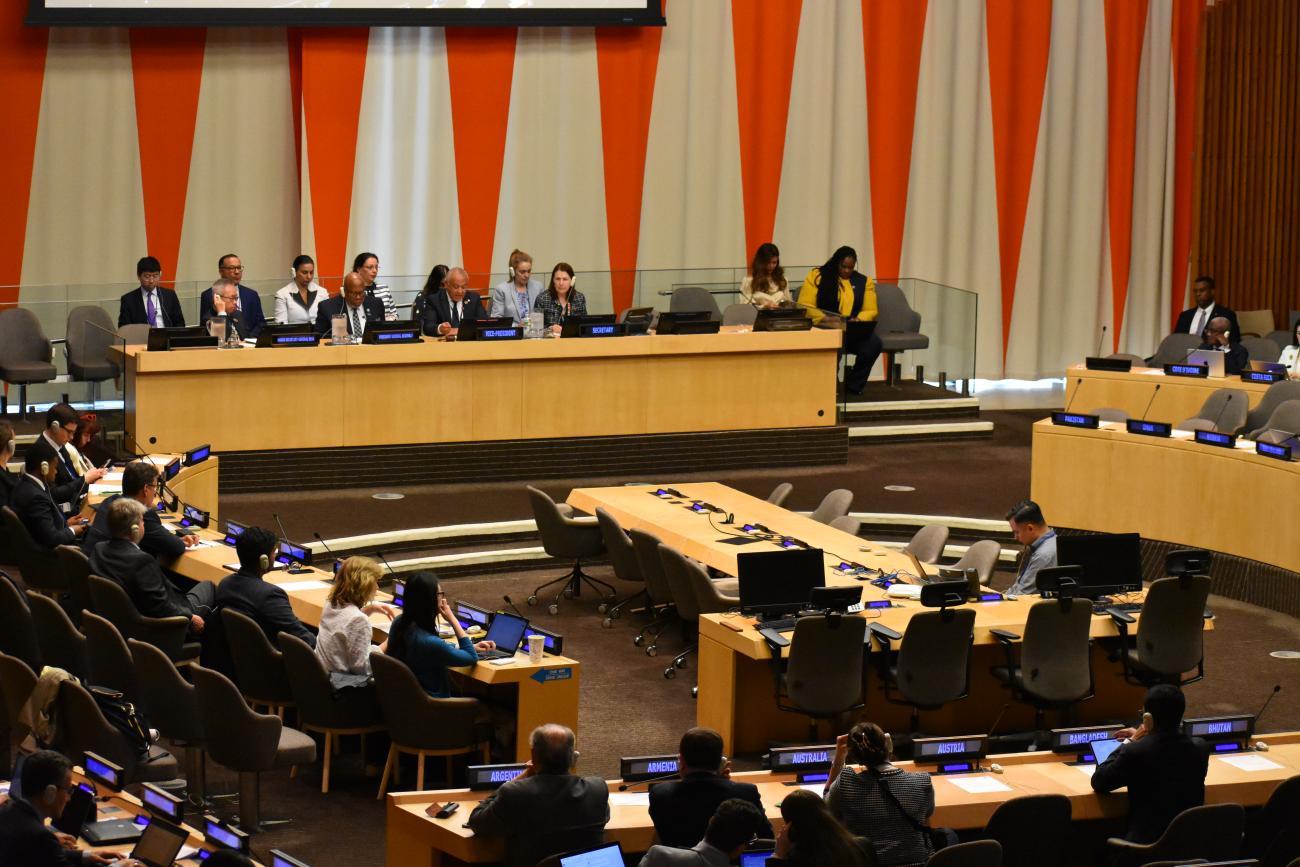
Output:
[737, 548, 826, 619]
[1055, 533, 1143, 598]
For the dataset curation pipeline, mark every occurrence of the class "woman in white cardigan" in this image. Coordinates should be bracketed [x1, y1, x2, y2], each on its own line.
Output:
[315, 556, 397, 676]
[1278, 319, 1300, 375]
[740, 242, 793, 308]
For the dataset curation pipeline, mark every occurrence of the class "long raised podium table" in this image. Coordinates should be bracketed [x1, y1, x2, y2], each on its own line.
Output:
[1065, 363, 1274, 423]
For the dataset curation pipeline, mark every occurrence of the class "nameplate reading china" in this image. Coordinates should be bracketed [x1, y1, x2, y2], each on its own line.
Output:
[1125, 419, 1172, 437]
[1194, 429, 1236, 449]
[1257, 441, 1293, 461]
[1050, 412, 1099, 429]
[1241, 369, 1286, 384]
[1164, 363, 1210, 378]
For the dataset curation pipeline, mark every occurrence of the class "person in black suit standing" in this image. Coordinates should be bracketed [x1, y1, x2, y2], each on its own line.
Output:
[118, 256, 185, 328]
[421, 266, 485, 337]
[214, 526, 316, 648]
[1173, 276, 1239, 342]
[0, 750, 128, 866]
[1092, 684, 1210, 844]
[10, 450, 87, 550]
[88, 498, 212, 636]
[82, 461, 198, 562]
[315, 272, 386, 339]
[197, 254, 267, 336]
[26, 403, 106, 514]
[648, 727, 773, 848]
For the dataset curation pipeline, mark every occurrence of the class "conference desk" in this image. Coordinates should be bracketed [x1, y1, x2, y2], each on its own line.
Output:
[114, 329, 842, 454]
[1065, 363, 1274, 423]
[565, 484, 1162, 754]
[383, 732, 1300, 867]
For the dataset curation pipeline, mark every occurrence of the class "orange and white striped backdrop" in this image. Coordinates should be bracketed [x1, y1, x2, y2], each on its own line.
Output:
[0, 0, 1202, 379]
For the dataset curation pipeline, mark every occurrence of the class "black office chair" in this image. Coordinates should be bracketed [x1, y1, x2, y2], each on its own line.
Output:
[1108, 574, 1211, 687]
[2, 505, 65, 595]
[129, 638, 209, 804]
[983, 794, 1072, 867]
[1166, 548, 1211, 578]
[1106, 803, 1245, 867]
[595, 507, 645, 628]
[82, 611, 141, 702]
[870, 582, 976, 734]
[0, 572, 42, 673]
[526, 486, 612, 615]
[770, 613, 867, 740]
[991, 597, 1094, 738]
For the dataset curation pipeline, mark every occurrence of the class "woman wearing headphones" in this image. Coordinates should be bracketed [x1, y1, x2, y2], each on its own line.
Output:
[741, 243, 793, 308]
[386, 571, 496, 698]
[275, 255, 324, 325]
[489, 249, 544, 326]
[534, 263, 588, 335]
[353, 251, 397, 321]
[412, 264, 449, 325]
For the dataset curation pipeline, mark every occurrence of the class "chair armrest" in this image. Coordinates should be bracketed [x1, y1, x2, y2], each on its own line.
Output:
[1107, 608, 1136, 625]
[556, 504, 575, 519]
[138, 615, 192, 661]
[868, 623, 902, 642]
[1104, 836, 1151, 854]
[989, 628, 1021, 644]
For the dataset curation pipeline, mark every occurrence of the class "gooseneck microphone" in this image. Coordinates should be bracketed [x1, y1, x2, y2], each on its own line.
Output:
[1209, 394, 1234, 432]
[312, 531, 335, 557]
[375, 550, 400, 580]
[272, 512, 294, 545]
[617, 770, 681, 792]
[1138, 384, 1162, 420]
[1255, 684, 1282, 729]
[502, 595, 526, 618]
[1062, 377, 1085, 414]
[1094, 324, 1109, 358]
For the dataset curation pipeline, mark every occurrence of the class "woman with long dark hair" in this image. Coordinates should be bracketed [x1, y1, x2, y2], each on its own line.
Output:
[770, 788, 875, 867]
[413, 264, 449, 324]
[741, 242, 792, 308]
[386, 571, 495, 697]
[535, 262, 588, 334]
[797, 246, 883, 395]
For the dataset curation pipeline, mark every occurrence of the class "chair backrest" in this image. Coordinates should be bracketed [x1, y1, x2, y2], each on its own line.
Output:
[1243, 336, 1282, 362]
[657, 544, 702, 621]
[809, 488, 853, 524]
[86, 573, 138, 636]
[527, 486, 604, 561]
[669, 286, 721, 318]
[1192, 388, 1249, 433]
[906, 525, 950, 565]
[786, 615, 866, 716]
[370, 651, 480, 750]
[1237, 309, 1276, 338]
[0, 653, 38, 737]
[829, 515, 861, 536]
[1267, 329, 1292, 351]
[191, 665, 282, 772]
[221, 607, 293, 704]
[721, 303, 758, 327]
[1145, 802, 1246, 864]
[1019, 599, 1093, 702]
[1135, 575, 1212, 677]
[1150, 333, 1203, 366]
[54, 678, 146, 780]
[925, 839, 1002, 867]
[766, 482, 793, 508]
[595, 508, 642, 585]
[1245, 381, 1300, 433]
[678, 547, 738, 616]
[629, 528, 673, 606]
[952, 540, 1001, 584]
[1095, 407, 1130, 423]
[55, 544, 93, 622]
[897, 609, 976, 707]
[66, 305, 119, 378]
[117, 324, 151, 345]
[27, 591, 88, 681]
[3, 506, 66, 593]
[875, 282, 921, 333]
[1246, 774, 1300, 859]
[82, 611, 140, 701]
[279, 631, 381, 730]
[1251, 400, 1300, 441]
[0, 308, 52, 367]
[0, 573, 41, 673]
[128, 638, 202, 744]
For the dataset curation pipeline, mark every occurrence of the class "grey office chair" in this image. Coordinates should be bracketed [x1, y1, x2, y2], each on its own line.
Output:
[766, 482, 793, 509]
[1106, 803, 1245, 867]
[82, 611, 141, 701]
[222, 608, 295, 717]
[55, 544, 94, 624]
[88, 574, 198, 664]
[1149, 333, 1202, 366]
[2, 506, 66, 595]
[926, 839, 1002, 866]
[905, 525, 949, 565]
[669, 286, 721, 319]
[279, 632, 385, 794]
[27, 591, 88, 681]
[595, 507, 646, 628]
[1247, 399, 1300, 441]
[772, 614, 867, 739]
[55, 678, 180, 785]
[129, 638, 209, 803]
[991, 598, 1094, 736]
[1109, 574, 1211, 687]
[117, 324, 151, 345]
[829, 515, 861, 536]
[721, 303, 758, 327]
[65, 305, 120, 401]
[630, 528, 677, 655]
[370, 652, 488, 797]
[0, 653, 37, 755]
[0, 308, 56, 419]
[874, 282, 930, 385]
[658, 545, 738, 686]
[1242, 336, 1281, 362]
[0, 574, 42, 673]
[193, 664, 316, 830]
[526, 486, 612, 615]
[1244, 380, 1300, 432]
[809, 489, 853, 524]
[1175, 388, 1248, 434]
[950, 540, 1001, 585]
[1095, 407, 1130, 422]
[982, 794, 1072, 867]
[1106, 353, 1148, 366]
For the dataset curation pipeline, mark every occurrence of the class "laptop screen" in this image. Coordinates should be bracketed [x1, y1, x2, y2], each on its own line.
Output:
[1089, 738, 1123, 765]
[130, 817, 188, 867]
[737, 548, 826, 615]
[559, 842, 624, 867]
[740, 851, 775, 867]
[484, 612, 528, 653]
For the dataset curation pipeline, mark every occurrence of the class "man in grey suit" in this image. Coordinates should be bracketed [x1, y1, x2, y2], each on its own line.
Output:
[488, 253, 544, 325]
[639, 799, 770, 867]
[467, 724, 609, 867]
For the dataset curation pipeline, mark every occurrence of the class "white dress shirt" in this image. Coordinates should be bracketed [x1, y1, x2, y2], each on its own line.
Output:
[1188, 303, 1216, 336]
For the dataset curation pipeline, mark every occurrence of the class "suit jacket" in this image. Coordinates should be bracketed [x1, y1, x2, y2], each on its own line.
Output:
[82, 494, 186, 562]
[89, 538, 193, 620]
[1092, 730, 1209, 844]
[488, 279, 544, 325]
[118, 286, 186, 328]
[315, 294, 387, 338]
[1174, 304, 1239, 341]
[26, 437, 86, 510]
[0, 797, 82, 867]
[9, 475, 77, 550]
[215, 569, 316, 648]
[204, 309, 258, 341]
[198, 285, 267, 337]
[649, 772, 773, 848]
[467, 773, 610, 867]
[0, 469, 17, 508]
[638, 841, 733, 867]
[1196, 341, 1250, 376]
[421, 290, 485, 336]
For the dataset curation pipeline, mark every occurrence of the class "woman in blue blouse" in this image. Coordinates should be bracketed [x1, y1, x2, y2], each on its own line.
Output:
[385, 571, 495, 697]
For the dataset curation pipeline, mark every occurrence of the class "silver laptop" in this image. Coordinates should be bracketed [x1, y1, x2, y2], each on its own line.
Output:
[1186, 349, 1226, 378]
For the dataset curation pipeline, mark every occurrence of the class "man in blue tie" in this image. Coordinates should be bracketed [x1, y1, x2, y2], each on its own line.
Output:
[118, 256, 185, 328]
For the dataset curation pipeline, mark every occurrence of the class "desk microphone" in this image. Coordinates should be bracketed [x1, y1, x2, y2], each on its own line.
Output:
[502, 595, 526, 618]
[986, 701, 1011, 747]
[1061, 377, 1085, 414]
[1209, 394, 1234, 431]
[1255, 684, 1282, 729]
[617, 770, 681, 791]
[1138, 384, 1162, 420]
[1094, 324, 1109, 357]
[312, 531, 335, 558]
[272, 512, 295, 546]
[375, 551, 400, 582]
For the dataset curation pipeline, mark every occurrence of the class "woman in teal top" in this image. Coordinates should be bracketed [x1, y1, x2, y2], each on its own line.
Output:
[385, 571, 496, 697]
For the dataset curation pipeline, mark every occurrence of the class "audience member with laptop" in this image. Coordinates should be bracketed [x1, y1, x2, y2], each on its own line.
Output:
[1004, 499, 1056, 597]
[639, 798, 769, 867]
[385, 571, 498, 697]
[1195, 316, 1249, 376]
[648, 727, 772, 848]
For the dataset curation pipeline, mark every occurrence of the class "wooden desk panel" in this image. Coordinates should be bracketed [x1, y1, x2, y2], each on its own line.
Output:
[1066, 364, 1270, 422]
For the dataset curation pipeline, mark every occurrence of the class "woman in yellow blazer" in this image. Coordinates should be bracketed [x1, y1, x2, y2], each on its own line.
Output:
[797, 245, 883, 395]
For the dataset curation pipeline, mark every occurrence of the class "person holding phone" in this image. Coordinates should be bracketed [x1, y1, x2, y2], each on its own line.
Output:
[1196, 316, 1248, 375]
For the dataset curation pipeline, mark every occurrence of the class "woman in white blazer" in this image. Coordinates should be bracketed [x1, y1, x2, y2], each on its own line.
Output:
[275, 255, 325, 325]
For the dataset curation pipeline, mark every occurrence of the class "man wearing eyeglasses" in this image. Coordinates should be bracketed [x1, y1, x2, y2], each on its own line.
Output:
[197, 253, 267, 337]
[118, 256, 185, 328]
[0, 750, 135, 865]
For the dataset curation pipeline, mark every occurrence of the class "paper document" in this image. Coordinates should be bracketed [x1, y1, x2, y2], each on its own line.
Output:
[1216, 754, 1283, 772]
[609, 792, 651, 807]
[800, 783, 828, 795]
[945, 776, 1013, 794]
[1074, 764, 1097, 778]
[277, 579, 331, 592]
[89, 484, 119, 495]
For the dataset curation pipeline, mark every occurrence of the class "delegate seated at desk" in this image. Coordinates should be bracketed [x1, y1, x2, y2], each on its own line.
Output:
[639, 800, 769, 867]
[118, 255, 184, 328]
[1197, 316, 1248, 376]
[198, 254, 267, 336]
[10, 451, 87, 550]
[385, 571, 494, 697]
[533, 263, 588, 335]
[215, 526, 316, 648]
[649, 727, 772, 849]
[1005, 499, 1056, 597]
[274, 255, 325, 325]
[315, 273, 386, 339]
[797, 246, 882, 396]
[420, 267, 484, 338]
[206, 278, 262, 341]
[489, 250, 544, 326]
[82, 461, 197, 562]
[27, 404, 107, 514]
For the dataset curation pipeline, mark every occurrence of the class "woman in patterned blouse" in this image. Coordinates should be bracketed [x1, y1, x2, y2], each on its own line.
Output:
[535, 262, 588, 335]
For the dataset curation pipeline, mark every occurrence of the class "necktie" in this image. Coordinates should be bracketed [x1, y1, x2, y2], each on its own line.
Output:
[145, 291, 158, 327]
[451, 302, 461, 328]
[350, 305, 361, 336]
[1191, 307, 1207, 336]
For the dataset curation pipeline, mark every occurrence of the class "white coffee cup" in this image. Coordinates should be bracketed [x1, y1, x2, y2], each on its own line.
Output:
[527, 633, 545, 663]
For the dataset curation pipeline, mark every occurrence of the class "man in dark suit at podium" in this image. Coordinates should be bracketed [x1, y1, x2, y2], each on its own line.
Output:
[1173, 276, 1238, 342]
[198, 253, 266, 337]
[421, 267, 484, 337]
[316, 272, 386, 339]
[118, 256, 185, 328]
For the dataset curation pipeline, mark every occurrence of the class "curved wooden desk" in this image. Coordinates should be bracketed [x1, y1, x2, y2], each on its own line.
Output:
[1065, 363, 1272, 423]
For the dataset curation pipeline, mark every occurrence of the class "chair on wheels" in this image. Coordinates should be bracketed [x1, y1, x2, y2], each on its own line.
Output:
[658, 545, 739, 689]
[0, 307, 57, 419]
[55, 678, 180, 785]
[982, 793, 1072, 867]
[1108, 575, 1211, 687]
[279, 632, 385, 794]
[925, 840, 1002, 866]
[1105, 803, 1245, 867]
[870, 582, 976, 733]
[27, 591, 89, 680]
[192, 665, 316, 831]
[595, 508, 647, 628]
[2, 506, 66, 596]
[526, 486, 612, 615]
[129, 638, 210, 804]
[905, 525, 949, 565]
[769, 614, 867, 740]
[87, 574, 199, 664]
[629, 528, 677, 656]
[370, 652, 489, 797]
[991, 597, 1094, 740]
[0, 574, 42, 673]
[222, 608, 296, 718]
[809, 489, 853, 524]
[949, 540, 1001, 586]
[766, 482, 793, 508]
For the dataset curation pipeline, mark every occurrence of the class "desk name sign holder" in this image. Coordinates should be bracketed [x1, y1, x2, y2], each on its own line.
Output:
[1194, 429, 1237, 449]
[1165, 362, 1210, 378]
[1242, 369, 1287, 384]
[1257, 440, 1294, 461]
[619, 754, 679, 783]
[475, 326, 524, 341]
[912, 735, 990, 775]
[362, 322, 422, 344]
[1126, 419, 1173, 438]
[766, 745, 836, 785]
[1084, 356, 1133, 372]
[1050, 725, 1124, 762]
[204, 814, 251, 855]
[467, 763, 528, 790]
[1183, 714, 1255, 754]
[577, 322, 627, 338]
[1051, 412, 1099, 429]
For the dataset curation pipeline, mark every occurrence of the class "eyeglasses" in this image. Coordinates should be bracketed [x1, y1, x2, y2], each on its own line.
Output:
[220, 264, 245, 272]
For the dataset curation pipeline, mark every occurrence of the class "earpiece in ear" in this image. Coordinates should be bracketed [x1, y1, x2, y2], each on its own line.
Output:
[40, 461, 50, 476]
[258, 553, 271, 572]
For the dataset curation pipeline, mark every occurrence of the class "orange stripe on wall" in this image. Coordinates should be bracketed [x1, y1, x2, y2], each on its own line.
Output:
[1170, 0, 1202, 328]
[731, 0, 802, 262]
[0, 0, 48, 304]
[985, 0, 1052, 366]
[300, 28, 370, 288]
[861, 0, 928, 281]
[1103, 0, 1150, 349]
[595, 14, 665, 314]
[446, 28, 517, 285]
[129, 27, 207, 286]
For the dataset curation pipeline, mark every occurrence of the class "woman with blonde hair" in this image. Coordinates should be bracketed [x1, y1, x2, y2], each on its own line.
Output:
[316, 556, 398, 676]
[489, 248, 544, 326]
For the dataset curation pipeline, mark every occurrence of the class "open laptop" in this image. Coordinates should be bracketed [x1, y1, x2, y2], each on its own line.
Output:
[1250, 360, 1288, 375]
[127, 816, 189, 867]
[476, 611, 529, 660]
[1186, 349, 1226, 378]
[558, 842, 625, 867]
[906, 551, 934, 583]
